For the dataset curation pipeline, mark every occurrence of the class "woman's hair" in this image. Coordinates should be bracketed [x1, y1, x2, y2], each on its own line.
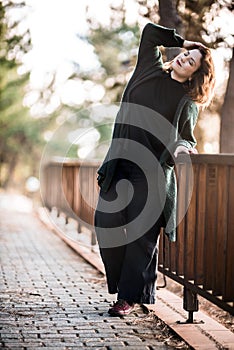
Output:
[164, 46, 216, 107]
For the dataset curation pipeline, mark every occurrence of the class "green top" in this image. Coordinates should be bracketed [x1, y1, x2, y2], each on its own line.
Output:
[97, 23, 199, 242]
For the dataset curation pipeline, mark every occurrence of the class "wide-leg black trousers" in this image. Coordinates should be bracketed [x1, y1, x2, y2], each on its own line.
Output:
[94, 159, 164, 304]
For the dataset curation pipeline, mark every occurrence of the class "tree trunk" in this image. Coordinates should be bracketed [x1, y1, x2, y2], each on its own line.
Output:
[220, 48, 234, 153]
[159, 0, 183, 33]
[158, 0, 184, 60]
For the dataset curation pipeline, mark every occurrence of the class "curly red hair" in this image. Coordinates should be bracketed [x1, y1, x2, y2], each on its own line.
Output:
[164, 46, 216, 107]
[184, 46, 216, 107]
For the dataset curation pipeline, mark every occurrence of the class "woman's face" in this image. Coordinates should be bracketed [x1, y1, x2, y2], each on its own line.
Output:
[171, 49, 202, 82]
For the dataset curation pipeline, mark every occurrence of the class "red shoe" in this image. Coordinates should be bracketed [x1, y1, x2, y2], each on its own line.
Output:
[108, 299, 135, 316]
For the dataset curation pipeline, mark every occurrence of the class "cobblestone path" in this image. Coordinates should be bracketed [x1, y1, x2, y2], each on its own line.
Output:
[0, 206, 190, 349]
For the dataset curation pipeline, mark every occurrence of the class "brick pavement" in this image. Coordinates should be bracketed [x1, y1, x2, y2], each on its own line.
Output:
[0, 205, 191, 350]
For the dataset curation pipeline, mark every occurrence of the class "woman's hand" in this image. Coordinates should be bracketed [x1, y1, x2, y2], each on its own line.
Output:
[96, 177, 100, 193]
[174, 145, 198, 158]
[183, 40, 206, 49]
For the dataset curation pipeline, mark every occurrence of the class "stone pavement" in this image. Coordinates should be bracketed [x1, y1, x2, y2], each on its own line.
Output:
[40, 208, 234, 350]
[0, 203, 191, 350]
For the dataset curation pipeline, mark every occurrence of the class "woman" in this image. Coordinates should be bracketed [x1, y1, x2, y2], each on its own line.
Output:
[94, 22, 215, 316]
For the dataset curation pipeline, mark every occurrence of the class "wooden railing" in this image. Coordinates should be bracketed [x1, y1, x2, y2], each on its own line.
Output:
[41, 158, 100, 245]
[41, 154, 234, 320]
[158, 154, 234, 321]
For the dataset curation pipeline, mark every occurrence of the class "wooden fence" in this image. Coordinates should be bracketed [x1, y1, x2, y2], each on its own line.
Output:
[41, 154, 234, 320]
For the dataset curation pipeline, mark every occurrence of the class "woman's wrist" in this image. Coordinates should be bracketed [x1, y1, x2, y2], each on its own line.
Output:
[183, 39, 206, 49]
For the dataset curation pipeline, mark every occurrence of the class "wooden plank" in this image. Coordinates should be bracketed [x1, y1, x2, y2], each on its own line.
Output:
[54, 165, 62, 210]
[203, 165, 217, 291]
[73, 166, 81, 218]
[80, 166, 89, 223]
[176, 222, 184, 276]
[169, 240, 177, 273]
[194, 164, 206, 286]
[163, 234, 170, 269]
[46, 165, 53, 209]
[42, 166, 50, 208]
[64, 166, 74, 210]
[52, 155, 234, 167]
[80, 166, 94, 226]
[62, 165, 73, 216]
[91, 166, 99, 225]
[223, 166, 234, 301]
[212, 165, 228, 296]
[177, 154, 234, 165]
[184, 163, 197, 281]
[87, 166, 93, 226]
[158, 231, 164, 266]
[176, 163, 187, 276]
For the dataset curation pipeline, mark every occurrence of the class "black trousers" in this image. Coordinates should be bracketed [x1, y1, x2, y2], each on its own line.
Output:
[94, 159, 164, 304]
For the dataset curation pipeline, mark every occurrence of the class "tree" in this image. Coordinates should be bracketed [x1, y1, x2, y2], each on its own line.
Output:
[87, 24, 140, 102]
[159, 0, 182, 31]
[0, 1, 46, 189]
[220, 48, 234, 152]
[158, 0, 183, 59]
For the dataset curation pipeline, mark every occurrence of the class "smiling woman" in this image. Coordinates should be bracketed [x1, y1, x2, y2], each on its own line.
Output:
[171, 50, 202, 81]
[165, 44, 215, 107]
[94, 22, 216, 317]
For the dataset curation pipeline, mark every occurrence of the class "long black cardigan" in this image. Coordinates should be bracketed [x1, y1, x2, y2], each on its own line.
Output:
[97, 23, 199, 242]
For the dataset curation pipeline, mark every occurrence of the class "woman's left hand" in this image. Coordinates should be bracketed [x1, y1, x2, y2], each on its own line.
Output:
[183, 40, 206, 49]
[174, 145, 198, 158]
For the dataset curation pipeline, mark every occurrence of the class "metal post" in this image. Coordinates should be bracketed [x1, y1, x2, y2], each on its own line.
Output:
[177, 286, 203, 324]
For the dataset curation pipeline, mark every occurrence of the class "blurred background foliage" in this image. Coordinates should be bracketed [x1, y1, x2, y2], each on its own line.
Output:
[0, 0, 233, 192]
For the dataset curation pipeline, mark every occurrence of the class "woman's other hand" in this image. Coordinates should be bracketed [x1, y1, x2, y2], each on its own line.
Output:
[174, 145, 198, 158]
[183, 40, 206, 49]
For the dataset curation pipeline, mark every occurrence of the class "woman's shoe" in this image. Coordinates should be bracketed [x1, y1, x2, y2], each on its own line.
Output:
[108, 299, 135, 316]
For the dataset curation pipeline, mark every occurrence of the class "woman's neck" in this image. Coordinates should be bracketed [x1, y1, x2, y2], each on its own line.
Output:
[170, 70, 187, 83]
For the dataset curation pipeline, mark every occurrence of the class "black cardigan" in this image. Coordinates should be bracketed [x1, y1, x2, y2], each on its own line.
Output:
[97, 23, 198, 241]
